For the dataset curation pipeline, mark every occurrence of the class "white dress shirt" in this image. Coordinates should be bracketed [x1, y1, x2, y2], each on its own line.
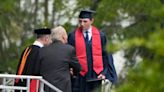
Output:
[83, 26, 92, 41]
[33, 40, 44, 48]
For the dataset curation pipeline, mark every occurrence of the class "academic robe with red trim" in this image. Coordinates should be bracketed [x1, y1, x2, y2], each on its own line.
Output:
[68, 27, 110, 92]
[14, 45, 40, 92]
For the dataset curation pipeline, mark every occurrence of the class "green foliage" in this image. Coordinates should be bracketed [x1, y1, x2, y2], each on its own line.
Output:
[76, 0, 92, 9]
[0, 0, 17, 12]
[53, 0, 66, 11]
[114, 21, 164, 92]
[116, 61, 164, 92]
[0, 0, 37, 73]
[146, 30, 164, 56]
[98, 0, 164, 91]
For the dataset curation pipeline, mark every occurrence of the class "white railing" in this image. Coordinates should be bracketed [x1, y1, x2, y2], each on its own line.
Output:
[0, 74, 62, 92]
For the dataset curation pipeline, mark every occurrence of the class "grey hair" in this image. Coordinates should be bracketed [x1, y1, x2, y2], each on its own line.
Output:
[51, 26, 66, 42]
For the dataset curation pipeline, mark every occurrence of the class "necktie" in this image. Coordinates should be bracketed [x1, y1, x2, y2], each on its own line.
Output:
[85, 31, 89, 42]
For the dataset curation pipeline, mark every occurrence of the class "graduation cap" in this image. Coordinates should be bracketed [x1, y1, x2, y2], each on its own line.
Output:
[79, 10, 95, 19]
[34, 28, 51, 35]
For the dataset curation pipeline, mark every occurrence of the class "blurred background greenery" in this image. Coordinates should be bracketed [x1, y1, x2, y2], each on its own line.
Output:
[0, 0, 163, 91]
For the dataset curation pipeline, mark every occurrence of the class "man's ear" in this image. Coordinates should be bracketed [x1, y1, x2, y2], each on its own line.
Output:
[62, 34, 65, 41]
[62, 34, 67, 43]
[91, 18, 94, 24]
[62, 34, 65, 38]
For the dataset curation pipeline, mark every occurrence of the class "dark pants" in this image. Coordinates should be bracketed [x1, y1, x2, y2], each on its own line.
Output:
[72, 75, 101, 92]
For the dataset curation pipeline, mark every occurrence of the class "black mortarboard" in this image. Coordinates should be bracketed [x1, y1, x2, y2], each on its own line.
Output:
[34, 28, 51, 35]
[79, 10, 95, 18]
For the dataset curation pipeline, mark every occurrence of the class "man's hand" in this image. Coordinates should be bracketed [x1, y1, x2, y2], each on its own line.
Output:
[97, 74, 106, 80]
[70, 68, 73, 76]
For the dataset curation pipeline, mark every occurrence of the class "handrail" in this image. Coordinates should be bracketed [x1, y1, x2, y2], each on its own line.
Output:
[39, 78, 62, 92]
[0, 74, 43, 79]
[0, 85, 27, 90]
[0, 74, 62, 92]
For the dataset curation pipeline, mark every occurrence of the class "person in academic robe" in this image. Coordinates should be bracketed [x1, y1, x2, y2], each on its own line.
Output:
[107, 54, 117, 84]
[35, 26, 81, 92]
[68, 10, 117, 92]
[14, 28, 52, 92]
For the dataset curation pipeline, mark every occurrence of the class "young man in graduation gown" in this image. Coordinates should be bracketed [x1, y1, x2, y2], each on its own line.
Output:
[35, 26, 81, 92]
[68, 10, 112, 92]
[14, 28, 52, 92]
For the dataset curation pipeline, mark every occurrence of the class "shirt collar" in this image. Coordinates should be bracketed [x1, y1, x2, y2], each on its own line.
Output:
[33, 40, 44, 48]
[87, 26, 92, 33]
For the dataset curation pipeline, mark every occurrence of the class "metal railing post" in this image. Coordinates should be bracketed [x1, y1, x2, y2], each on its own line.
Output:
[2, 77, 6, 92]
[39, 82, 44, 92]
[36, 80, 39, 92]
[26, 78, 30, 92]
[0, 74, 62, 92]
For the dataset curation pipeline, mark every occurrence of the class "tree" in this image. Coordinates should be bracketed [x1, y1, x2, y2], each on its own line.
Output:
[0, 0, 24, 72]
[0, 0, 72, 73]
[0, 0, 53, 73]
[115, 29, 164, 92]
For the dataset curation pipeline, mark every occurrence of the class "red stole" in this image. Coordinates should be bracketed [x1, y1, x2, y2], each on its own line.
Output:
[75, 26, 103, 76]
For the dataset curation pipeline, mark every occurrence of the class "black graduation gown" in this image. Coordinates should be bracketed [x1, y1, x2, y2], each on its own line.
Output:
[68, 30, 111, 92]
[107, 54, 118, 84]
[14, 45, 41, 91]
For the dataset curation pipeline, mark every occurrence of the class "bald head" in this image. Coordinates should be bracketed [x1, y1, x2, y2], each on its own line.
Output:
[51, 26, 68, 43]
